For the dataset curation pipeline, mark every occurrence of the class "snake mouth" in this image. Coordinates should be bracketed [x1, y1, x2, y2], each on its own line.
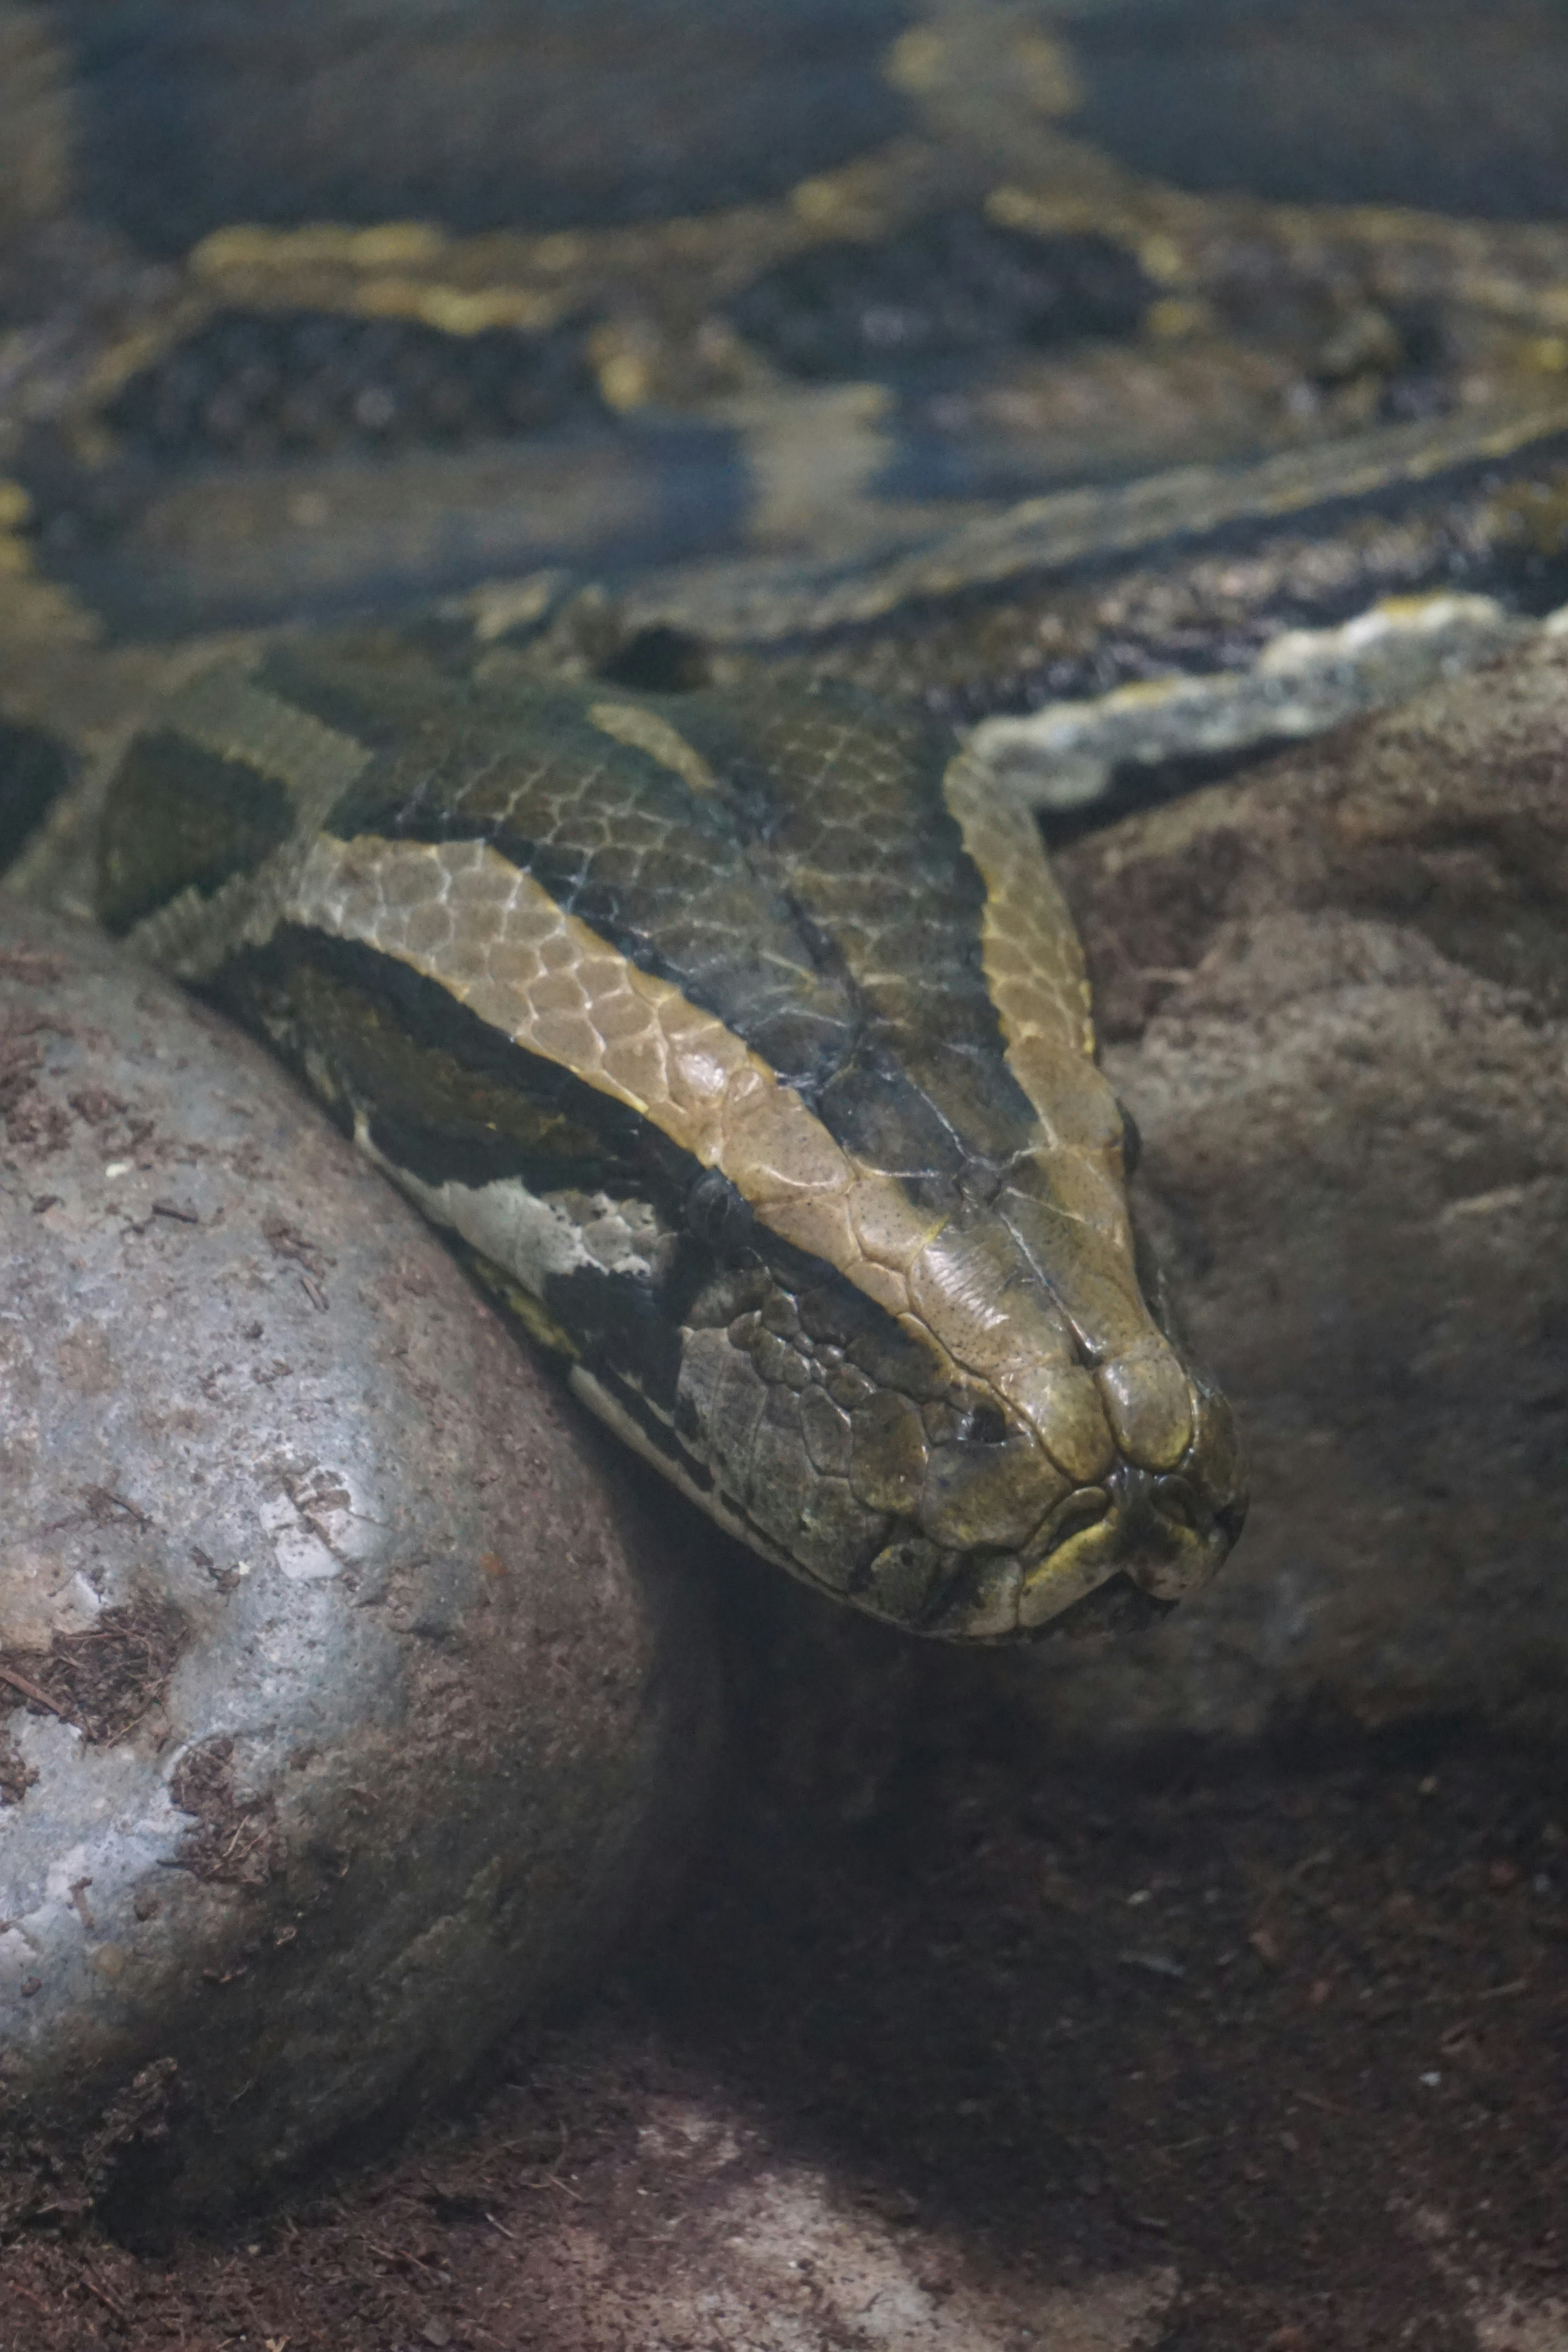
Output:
[1012, 1460, 1239, 1634]
[909, 1450, 1242, 1642]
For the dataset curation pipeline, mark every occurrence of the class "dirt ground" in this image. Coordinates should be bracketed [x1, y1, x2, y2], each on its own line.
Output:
[0, 1695, 1563, 2352]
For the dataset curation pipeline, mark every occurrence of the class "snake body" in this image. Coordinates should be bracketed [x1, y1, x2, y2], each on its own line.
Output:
[9, 1, 1568, 1635]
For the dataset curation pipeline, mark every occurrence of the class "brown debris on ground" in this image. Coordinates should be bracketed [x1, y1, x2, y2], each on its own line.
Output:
[166, 1736, 285, 1891]
[0, 1719, 1561, 2350]
[0, 1732, 35, 1807]
[0, 1595, 187, 1754]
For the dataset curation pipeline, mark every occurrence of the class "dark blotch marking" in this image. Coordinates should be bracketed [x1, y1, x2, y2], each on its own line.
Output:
[0, 720, 70, 874]
[684, 1167, 757, 1259]
[598, 625, 715, 695]
[105, 310, 604, 466]
[545, 1263, 686, 1429]
[1069, 0, 1568, 223]
[65, 0, 913, 252]
[728, 216, 1151, 383]
[98, 731, 296, 935]
[217, 925, 657, 1200]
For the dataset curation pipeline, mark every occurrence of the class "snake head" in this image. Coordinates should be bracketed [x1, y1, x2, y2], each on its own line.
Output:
[99, 650, 1247, 1643]
[662, 1192, 1247, 1643]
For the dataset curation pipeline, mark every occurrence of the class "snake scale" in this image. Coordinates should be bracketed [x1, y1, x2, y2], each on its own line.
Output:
[7, 0, 1568, 1639]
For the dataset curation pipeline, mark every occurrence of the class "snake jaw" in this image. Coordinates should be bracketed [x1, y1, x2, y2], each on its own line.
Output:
[1055, 1463, 1231, 1604]
[1018, 1378, 1247, 1625]
[882, 1381, 1247, 1641]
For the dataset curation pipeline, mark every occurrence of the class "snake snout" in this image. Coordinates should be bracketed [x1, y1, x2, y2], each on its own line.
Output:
[1113, 1464, 1231, 1602]
[1014, 1440, 1245, 1631]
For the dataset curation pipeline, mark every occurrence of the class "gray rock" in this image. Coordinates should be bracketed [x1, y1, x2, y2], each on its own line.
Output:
[0, 902, 718, 2225]
[1020, 628, 1568, 1746]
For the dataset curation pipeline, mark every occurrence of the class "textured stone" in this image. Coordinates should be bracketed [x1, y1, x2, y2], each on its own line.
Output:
[0, 902, 718, 2225]
[1031, 629, 1568, 1743]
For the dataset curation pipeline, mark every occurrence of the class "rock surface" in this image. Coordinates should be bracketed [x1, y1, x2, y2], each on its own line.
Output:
[1036, 625, 1568, 1745]
[0, 902, 718, 2225]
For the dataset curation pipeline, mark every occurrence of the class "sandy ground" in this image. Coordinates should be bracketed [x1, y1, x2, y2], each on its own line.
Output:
[1, 1706, 1563, 2351]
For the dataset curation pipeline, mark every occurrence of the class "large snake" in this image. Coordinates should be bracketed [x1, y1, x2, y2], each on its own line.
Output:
[96, 639, 1246, 1639]
[9, 0, 1568, 1639]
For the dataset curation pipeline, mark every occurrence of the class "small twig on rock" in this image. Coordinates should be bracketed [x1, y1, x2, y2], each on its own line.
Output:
[0, 1662, 69, 1717]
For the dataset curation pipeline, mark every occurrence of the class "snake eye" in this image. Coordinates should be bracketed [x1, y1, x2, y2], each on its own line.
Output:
[684, 1166, 755, 1256]
[958, 1403, 1009, 1447]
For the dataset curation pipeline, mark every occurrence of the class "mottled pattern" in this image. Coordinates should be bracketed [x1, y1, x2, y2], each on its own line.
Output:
[16, 0, 1568, 755]
[13, 0, 1568, 1682]
[104, 648, 1247, 1637]
[18, 0, 1568, 1666]
[726, 216, 1150, 381]
[106, 309, 602, 461]
[278, 830, 1110, 1457]
[259, 650, 1051, 1195]
[632, 403, 1568, 652]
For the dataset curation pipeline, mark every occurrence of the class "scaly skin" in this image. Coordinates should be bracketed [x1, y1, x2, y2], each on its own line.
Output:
[100, 646, 1245, 1638]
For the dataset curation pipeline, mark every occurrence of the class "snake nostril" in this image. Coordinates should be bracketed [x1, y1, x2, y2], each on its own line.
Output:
[1043, 1487, 1112, 1550]
[1152, 1473, 1200, 1531]
[958, 1403, 1009, 1447]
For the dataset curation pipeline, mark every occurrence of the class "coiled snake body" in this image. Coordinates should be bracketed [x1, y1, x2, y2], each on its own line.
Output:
[9, 0, 1568, 1635]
